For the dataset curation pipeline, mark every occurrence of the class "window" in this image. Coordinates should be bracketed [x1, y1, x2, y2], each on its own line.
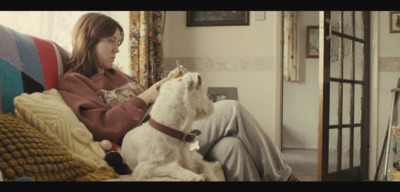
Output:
[0, 11, 94, 52]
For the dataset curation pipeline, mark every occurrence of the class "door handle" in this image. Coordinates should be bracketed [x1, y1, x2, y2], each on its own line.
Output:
[325, 18, 332, 41]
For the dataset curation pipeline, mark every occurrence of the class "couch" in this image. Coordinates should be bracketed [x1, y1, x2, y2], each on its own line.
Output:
[0, 24, 224, 181]
[0, 24, 121, 181]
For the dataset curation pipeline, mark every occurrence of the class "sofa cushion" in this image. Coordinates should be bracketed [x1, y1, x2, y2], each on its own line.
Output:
[13, 89, 107, 170]
[0, 112, 118, 181]
[0, 24, 70, 114]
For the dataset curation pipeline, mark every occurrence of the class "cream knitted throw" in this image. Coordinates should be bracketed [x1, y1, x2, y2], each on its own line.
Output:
[14, 89, 107, 169]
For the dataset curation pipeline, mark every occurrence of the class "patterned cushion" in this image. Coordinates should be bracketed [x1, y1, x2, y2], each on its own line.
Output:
[0, 24, 70, 114]
[14, 89, 107, 169]
[0, 113, 118, 181]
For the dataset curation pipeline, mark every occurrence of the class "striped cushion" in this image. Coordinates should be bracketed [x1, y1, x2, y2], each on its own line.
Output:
[0, 24, 70, 113]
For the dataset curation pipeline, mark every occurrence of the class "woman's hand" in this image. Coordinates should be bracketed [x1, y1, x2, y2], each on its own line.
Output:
[137, 78, 168, 106]
[167, 65, 188, 79]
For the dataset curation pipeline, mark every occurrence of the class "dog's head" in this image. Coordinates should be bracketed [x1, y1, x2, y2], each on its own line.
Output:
[150, 72, 214, 127]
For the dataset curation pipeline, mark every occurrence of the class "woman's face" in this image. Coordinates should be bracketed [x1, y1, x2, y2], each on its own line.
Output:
[95, 28, 121, 74]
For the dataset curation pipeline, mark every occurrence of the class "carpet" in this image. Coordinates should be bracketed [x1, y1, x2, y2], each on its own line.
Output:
[282, 148, 318, 181]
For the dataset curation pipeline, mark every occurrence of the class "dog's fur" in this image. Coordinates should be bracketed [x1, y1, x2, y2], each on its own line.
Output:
[121, 72, 221, 181]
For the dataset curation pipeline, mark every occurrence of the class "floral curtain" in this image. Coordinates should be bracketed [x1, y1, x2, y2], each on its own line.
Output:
[283, 11, 299, 82]
[129, 11, 164, 88]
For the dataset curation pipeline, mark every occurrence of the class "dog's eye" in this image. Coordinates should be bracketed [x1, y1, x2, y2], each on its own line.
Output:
[197, 75, 202, 88]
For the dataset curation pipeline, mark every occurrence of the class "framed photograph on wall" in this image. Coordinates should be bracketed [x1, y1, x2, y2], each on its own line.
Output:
[187, 11, 249, 27]
[306, 26, 319, 58]
[390, 11, 400, 33]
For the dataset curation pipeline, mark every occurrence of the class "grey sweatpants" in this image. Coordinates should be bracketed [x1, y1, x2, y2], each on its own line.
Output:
[192, 100, 292, 181]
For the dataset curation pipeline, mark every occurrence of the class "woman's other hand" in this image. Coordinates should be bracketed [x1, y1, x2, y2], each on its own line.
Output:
[137, 78, 168, 106]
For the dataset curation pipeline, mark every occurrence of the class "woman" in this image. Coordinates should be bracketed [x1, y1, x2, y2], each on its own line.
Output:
[58, 12, 299, 181]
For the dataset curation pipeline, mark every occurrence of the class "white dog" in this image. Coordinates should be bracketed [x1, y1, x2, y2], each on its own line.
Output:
[121, 72, 222, 181]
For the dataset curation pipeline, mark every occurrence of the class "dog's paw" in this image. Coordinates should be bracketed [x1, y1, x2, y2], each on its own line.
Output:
[212, 161, 223, 171]
[184, 173, 206, 182]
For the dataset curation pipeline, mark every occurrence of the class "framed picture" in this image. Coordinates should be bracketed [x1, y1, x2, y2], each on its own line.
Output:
[306, 26, 319, 58]
[207, 87, 238, 103]
[390, 11, 400, 33]
[187, 11, 249, 27]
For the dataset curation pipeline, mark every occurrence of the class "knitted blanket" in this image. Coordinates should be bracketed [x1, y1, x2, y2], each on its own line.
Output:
[0, 24, 70, 114]
[0, 112, 118, 181]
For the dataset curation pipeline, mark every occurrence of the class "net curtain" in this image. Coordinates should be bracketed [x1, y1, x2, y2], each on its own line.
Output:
[283, 11, 300, 82]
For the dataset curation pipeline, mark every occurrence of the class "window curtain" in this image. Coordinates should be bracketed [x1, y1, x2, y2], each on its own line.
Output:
[129, 11, 164, 88]
[283, 11, 299, 82]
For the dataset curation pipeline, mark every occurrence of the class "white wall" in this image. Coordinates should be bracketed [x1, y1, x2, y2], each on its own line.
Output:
[282, 11, 319, 149]
[163, 11, 282, 145]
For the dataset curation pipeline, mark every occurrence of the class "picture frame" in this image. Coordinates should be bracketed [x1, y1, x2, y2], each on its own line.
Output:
[187, 11, 249, 27]
[306, 26, 319, 58]
[390, 11, 400, 33]
[207, 87, 238, 103]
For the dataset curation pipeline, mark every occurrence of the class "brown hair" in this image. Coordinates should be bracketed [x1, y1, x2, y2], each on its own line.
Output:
[67, 12, 124, 78]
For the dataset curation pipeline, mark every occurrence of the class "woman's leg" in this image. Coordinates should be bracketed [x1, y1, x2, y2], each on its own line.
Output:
[204, 136, 261, 181]
[193, 100, 292, 181]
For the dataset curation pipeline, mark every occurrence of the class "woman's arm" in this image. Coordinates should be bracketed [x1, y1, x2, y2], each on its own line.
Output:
[58, 72, 148, 145]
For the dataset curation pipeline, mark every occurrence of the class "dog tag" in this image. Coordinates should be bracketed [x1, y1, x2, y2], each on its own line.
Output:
[191, 129, 201, 136]
[189, 140, 200, 151]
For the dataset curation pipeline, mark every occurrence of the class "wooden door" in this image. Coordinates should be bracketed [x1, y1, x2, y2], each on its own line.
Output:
[318, 11, 370, 181]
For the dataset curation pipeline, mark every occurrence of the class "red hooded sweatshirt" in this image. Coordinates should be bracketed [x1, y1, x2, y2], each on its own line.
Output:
[58, 68, 147, 145]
